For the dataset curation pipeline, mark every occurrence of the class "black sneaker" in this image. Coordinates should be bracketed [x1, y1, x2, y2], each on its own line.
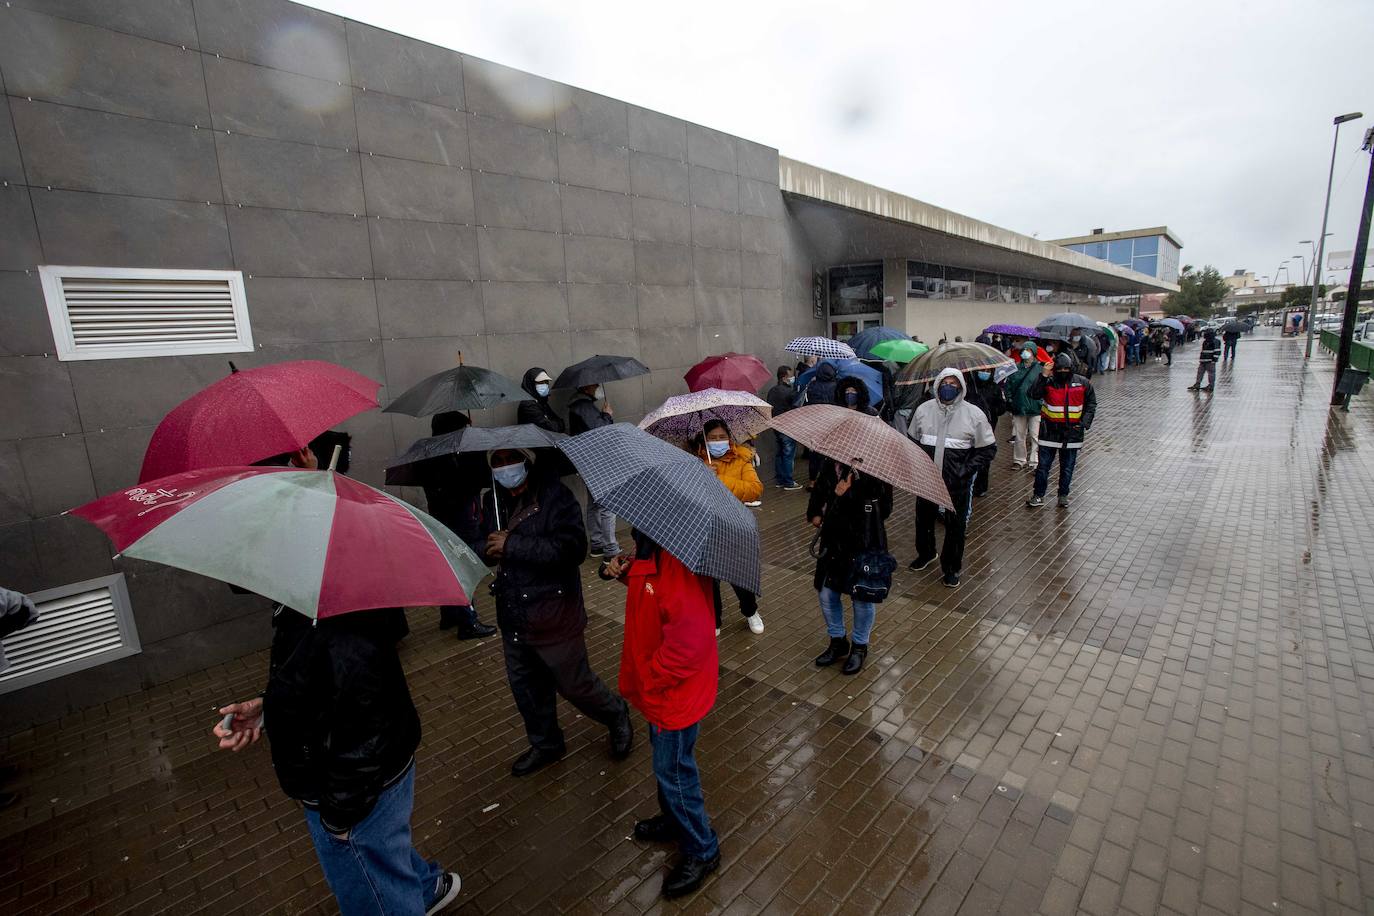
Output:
[456, 621, 496, 640]
[782, 482, 803, 491]
[425, 872, 462, 915]
[634, 814, 679, 843]
[943, 573, 961, 589]
[510, 746, 565, 778]
[1057, 495, 1070, 508]
[609, 705, 634, 760]
[1026, 495, 1045, 508]
[908, 553, 938, 572]
[662, 852, 721, 898]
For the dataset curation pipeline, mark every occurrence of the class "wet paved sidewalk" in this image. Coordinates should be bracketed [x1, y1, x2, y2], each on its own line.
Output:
[4, 331, 1374, 915]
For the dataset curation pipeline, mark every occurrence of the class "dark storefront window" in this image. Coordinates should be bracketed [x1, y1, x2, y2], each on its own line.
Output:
[828, 263, 883, 316]
[974, 271, 998, 301]
[945, 267, 973, 299]
[907, 261, 945, 299]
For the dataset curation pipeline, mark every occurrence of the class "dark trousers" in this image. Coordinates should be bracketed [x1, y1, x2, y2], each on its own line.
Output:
[973, 464, 990, 497]
[711, 580, 758, 628]
[1223, 339, 1236, 360]
[501, 634, 625, 752]
[438, 605, 477, 629]
[807, 449, 824, 483]
[1033, 445, 1079, 497]
[915, 477, 974, 578]
[1164, 348, 1172, 365]
[773, 432, 797, 486]
[651, 723, 719, 860]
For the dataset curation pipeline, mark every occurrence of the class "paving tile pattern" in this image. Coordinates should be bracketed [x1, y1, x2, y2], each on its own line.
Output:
[3, 333, 1374, 915]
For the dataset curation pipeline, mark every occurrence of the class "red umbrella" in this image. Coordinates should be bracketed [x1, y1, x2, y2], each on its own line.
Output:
[139, 361, 380, 483]
[684, 353, 771, 393]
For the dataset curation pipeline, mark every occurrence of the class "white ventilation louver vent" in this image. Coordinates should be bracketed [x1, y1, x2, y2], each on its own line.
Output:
[0, 575, 141, 694]
[39, 266, 254, 361]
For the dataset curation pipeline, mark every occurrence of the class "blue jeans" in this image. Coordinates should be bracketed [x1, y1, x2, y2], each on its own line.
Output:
[302, 763, 444, 916]
[1033, 445, 1079, 498]
[773, 431, 797, 486]
[819, 586, 875, 645]
[586, 498, 620, 556]
[650, 723, 719, 860]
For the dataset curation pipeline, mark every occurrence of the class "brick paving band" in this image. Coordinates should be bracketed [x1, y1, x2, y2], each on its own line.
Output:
[2, 331, 1373, 915]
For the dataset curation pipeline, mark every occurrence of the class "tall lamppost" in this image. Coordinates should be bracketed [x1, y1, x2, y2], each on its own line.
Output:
[1306, 112, 1364, 359]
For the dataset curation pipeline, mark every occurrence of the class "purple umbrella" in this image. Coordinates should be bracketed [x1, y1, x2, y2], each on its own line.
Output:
[638, 388, 772, 446]
[984, 323, 1039, 337]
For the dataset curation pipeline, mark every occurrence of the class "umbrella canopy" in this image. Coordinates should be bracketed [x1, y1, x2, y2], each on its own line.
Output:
[384, 424, 570, 486]
[770, 405, 951, 509]
[1036, 312, 1102, 337]
[984, 323, 1039, 337]
[1123, 317, 1148, 329]
[552, 354, 650, 390]
[557, 424, 760, 593]
[1153, 318, 1186, 332]
[847, 326, 912, 359]
[139, 360, 379, 483]
[895, 342, 1016, 386]
[785, 336, 856, 360]
[797, 358, 884, 404]
[684, 352, 771, 393]
[639, 389, 772, 446]
[869, 339, 930, 364]
[1219, 319, 1245, 333]
[383, 364, 526, 417]
[70, 467, 488, 619]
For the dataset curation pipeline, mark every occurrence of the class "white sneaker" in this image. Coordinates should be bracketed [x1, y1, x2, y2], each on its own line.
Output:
[746, 613, 764, 634]
[715, 628, 721, 636]
[744, 500, 762, 508]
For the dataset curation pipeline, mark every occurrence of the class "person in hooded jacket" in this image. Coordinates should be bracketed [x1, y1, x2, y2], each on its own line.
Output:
[800, 362, 840, 486]
[907, 369, 997, 589]
[966, 369, 1006, 497]
[694, 420, 766, 635]
[420, 411, 497, 639]
[1027, 353, 1097, 509]
[481, 448, 633, 777]
[516, 368, 565, 433]
[566, 384, 621, 558]
[805, 378, 893, 675]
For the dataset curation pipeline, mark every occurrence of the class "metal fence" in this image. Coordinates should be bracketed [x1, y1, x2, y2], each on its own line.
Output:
[1319, 329, 1374, 372]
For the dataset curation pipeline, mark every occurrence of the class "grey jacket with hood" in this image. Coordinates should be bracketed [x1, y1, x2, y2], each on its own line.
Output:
[907, 368, 997, 490]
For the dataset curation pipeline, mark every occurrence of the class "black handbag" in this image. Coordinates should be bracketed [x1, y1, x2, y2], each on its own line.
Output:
[849, 498, 896, 603]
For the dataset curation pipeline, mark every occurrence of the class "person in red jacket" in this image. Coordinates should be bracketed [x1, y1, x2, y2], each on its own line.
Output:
[601, 531, 721, 899]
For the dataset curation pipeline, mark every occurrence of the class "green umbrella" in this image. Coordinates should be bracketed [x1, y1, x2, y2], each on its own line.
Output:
[869, 339, 930, 363]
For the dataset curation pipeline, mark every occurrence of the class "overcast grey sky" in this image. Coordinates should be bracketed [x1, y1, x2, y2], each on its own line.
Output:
[309, 0, 1374, 287]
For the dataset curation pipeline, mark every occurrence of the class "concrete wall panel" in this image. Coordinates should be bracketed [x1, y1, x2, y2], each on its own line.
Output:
[740, 178, 785, 220]
[192, 0, 348, 82]
[693, 247, 742, 289]
[34, 190, 232, 269]
[244, 277, 380, 343]
[560, 186, 632, 240]
[0, 356, 80, 440]
[686, 123, 737, 173]
[0, 96, 22, 184]
[0, 185, 43, 271]
[369, 218, 479, 280]
[690, 207, 741, 251]
[480, 281, 568, 333]
[736, 137, 779, 184]
[85, 426, 155, 495]
[204, 55, 357, 148]
[346, 22, 463, 108]
[17, 434, 96, 519]
[633, 242, 692, 287]
[640, 326, 700, 370]
[632, 197, 690, 245]
[740, 214, 784, 255]
[467, 115, 558, 181]
[361, 155, 474, 223]
[565, 236, 635, 285]
[554, 87, 628, 146]
[354, 92, 467, 166]
[568, 282, 637, 331]
[375, 279, 484, 339]
[228, 206, 368, 278]
[627, 106, 687, 161]
[630, 152, 689, 204]
[689, 165, 739, 213]
[0, 270, 55, 357]
[11, 101, 221, 202]
[741, 252, 782, 290]
[11, 0, 199, 47]
[695, 285, 742, 326]
[462, 57, 557, 129]
[484, 331, 571, 383]
[0, 443, 29, 526]
[476, 227, 565, 282]
[636, 284, 695, 329]
[557, 135, 630, 194]
[216, 132, 365, 213]
[381, 335, 487, 397]
[473, 172, 562, 233]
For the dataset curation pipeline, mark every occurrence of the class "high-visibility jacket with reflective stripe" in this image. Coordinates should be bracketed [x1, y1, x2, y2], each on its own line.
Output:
[1033, 376, 1096, 449]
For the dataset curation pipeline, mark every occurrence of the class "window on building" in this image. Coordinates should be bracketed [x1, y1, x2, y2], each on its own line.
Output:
[1108, 240, 1134, 266]
[0, 574, 141, 694]
[974, 271, 998, 301]
[907, 261, 945, 299]
[1133, 235, 1159, 256]
[39, 266, 253, 362]
[828, 263, 883, 316]
[1082, 242, 1108, 260]
[945, 267, 973, 299]
[1133, 255, 1158, 277]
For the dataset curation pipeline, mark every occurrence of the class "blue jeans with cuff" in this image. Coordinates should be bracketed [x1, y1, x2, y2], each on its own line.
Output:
[819, 586, 875, 645]
[302, 762, 444, 916]
[650, 723, 719, 860]
[773, 432, 797, 487]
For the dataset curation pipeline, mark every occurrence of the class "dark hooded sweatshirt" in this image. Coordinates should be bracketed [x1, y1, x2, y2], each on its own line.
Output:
[803, 362, 840, 408]
[516, 367, 566, 433]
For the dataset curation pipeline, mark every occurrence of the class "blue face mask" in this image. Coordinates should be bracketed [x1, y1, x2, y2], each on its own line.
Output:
[534, 383, 550, 398]
[937, 383, 960, 403]
[493, 461, 528, 490]
[976, 370, 991, 381]
[706, 440, 730, 458]
[844, 391, 860, 406]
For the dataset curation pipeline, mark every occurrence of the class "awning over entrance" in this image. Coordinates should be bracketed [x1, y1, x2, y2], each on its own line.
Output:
[781, 158, 1179, 297]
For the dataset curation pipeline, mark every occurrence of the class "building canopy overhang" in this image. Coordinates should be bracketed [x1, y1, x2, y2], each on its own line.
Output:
[780, 158, 1179, 297]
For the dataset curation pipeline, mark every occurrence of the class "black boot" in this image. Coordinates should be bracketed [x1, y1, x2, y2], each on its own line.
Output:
[510, 746, 564, 777]
[456, 620, 496, 639]
[841, 643, 868, 676]
[633, 814, 679, 843]
[662, 852, 721, 898]
[814, 636, 850, 667]
[609, 704, 634, 760]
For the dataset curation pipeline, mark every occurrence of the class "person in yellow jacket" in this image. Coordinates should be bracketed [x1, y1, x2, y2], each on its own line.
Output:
[695, 420, 765, 635]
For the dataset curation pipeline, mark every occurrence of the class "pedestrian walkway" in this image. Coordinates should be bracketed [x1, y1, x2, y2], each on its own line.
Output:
[3, 332, 1374, 915]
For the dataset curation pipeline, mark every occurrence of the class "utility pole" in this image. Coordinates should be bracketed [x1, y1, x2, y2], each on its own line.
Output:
[1307, 113, 1363, 359]
[1331, 127, 1374, 406]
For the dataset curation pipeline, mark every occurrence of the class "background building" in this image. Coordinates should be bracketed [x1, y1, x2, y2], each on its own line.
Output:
[1050, 226, 1183, 283]
[0, 0, 1173, 728]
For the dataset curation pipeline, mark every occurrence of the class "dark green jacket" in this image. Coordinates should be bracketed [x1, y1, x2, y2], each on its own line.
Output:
[1006, 363, 1043, 416]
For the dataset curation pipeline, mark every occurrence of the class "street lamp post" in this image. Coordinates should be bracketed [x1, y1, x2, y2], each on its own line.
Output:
[1306, 112, 1364, 359]
[1331, 127, 1374, 407]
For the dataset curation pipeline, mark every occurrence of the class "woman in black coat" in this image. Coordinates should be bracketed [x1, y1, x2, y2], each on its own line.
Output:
[420, 411, 495, 638]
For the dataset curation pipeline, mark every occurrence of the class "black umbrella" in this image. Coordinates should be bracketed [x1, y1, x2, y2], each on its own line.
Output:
[552, 354, 650, 390]
[383, 358, 527, 417]
[384, 425, 571, 486]
[557, 423, 760, 594]
[1036, 312, 1102, 338]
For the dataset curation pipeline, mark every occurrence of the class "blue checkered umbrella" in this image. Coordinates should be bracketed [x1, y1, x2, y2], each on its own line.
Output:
[785, 336, 856, 360]
[557, 424, 761, 594]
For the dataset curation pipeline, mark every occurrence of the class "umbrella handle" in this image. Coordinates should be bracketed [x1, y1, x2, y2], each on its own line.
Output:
[491, 468, 501, 530]
[457, 350, 464, 367]
[327, 444, 342, 472]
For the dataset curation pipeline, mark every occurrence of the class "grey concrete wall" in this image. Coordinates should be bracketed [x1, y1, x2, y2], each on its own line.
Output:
[0, 0, 818, 731]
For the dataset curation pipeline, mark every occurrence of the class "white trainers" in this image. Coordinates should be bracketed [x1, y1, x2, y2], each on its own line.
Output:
[746, 613, 764, 634]
[744, 500, 762, 508]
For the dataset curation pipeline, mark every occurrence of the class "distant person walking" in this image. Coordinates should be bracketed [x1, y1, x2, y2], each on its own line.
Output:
[1189, 329, 1221, 391]
[765, 366, 802, 491]
[1026, 353, 1097, 510]
[1005, 346, 1043, 470]
[1222, 326, 1240, 362]
[567, 383, 621, 557]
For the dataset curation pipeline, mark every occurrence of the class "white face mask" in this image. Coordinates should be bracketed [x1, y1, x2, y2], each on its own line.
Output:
[706, 440, 730, 459]
[592, 386, 605, 402]
[534, 383, 550, 398]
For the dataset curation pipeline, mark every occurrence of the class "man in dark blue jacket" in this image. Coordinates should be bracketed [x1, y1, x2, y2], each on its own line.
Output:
[1188, 329, 1221, 391]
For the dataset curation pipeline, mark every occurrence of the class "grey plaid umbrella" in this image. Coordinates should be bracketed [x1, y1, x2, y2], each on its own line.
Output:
[383, 364, 527, 416]
[557, 424, 761, 594]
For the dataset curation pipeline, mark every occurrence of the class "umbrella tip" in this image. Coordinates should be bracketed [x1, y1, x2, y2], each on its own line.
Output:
[328, 444, 343, 472]
[228, 361, 239, 374]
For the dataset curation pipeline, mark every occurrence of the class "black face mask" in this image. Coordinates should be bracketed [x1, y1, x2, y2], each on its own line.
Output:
[1054, 370, 1072, 381]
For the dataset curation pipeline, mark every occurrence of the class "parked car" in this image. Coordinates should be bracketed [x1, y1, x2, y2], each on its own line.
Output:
[1356, 319, 1374, 341]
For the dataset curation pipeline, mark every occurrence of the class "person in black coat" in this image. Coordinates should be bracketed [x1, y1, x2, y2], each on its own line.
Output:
[565, 385, 621, 557]
[967, 370, 1006, 497]
[420, 411, 496, 638]
[481, 448, 633, 778]
[215, 605, 461, 915]
[516, 367, 565, 433]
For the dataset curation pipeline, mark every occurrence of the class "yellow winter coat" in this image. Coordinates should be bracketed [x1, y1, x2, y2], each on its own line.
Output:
[698, 443, 763, 504]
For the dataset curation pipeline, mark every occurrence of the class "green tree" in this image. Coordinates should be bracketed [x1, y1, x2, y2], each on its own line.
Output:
[1164, 265, 1232, 317]
[1278, 284, 1327, 311]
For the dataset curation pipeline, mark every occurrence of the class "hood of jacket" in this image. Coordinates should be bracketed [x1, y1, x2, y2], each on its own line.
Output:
[521, 367, 551, 399]
[932, 367, 967, 410]
[816, 362, 838, 383]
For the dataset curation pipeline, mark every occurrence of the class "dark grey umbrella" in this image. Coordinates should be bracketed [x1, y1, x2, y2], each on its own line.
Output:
[384, 425, 570, 486]
[1036, 312, 1102, 338]
[551, 354, 650, 390]
[557, 423, 761, 594]
[383, 364, 527, 417]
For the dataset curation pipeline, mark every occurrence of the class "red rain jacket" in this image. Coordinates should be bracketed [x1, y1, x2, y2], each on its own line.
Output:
[618, 551, 718, 730]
